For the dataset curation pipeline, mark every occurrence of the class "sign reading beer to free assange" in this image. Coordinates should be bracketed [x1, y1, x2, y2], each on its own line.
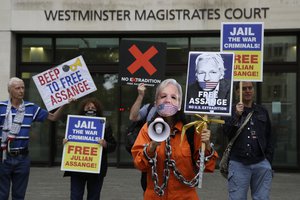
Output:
[61, 115, 106, 174]
[32, 56, 97, 111]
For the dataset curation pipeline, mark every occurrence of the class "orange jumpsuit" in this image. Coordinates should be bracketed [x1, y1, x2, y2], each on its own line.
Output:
[132, 121, 218, 200]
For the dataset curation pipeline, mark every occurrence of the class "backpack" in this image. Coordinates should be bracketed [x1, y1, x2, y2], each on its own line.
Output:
[125, 103, 153, 154]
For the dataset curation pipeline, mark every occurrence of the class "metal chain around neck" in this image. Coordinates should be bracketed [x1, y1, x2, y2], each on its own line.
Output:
[150, 137, 201, 196]
[150, 137, 171, 196]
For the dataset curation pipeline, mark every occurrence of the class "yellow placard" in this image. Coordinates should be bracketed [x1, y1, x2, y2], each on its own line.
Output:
[225, 51, 262, 81]
[61, 141, 101, 173]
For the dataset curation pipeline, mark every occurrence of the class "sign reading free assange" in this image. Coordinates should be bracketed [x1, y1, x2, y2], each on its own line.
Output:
[61, 115, 106, 174]
[32, 56, 97, 111]
[184, 52, 234, 116]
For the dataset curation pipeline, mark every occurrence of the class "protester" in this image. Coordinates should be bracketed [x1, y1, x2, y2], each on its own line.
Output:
[187, 53, 231, 107]
[129, 83, 156, 122]
[222, 82, 274, 200]
[63, 97, 117, 200]
[129, 83, 156, 192]
[132, 79, 218, 199]
[0, 77, 69, 200]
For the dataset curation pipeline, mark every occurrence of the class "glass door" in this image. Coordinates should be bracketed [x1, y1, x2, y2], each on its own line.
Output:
[261, 72, 297, 168]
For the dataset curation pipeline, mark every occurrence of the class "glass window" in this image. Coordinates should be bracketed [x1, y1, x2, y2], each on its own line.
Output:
[264, 36, 297, 62]
[22, 38, 53, 63]
[261, 72, 297, 167]
[190, 37, 220, 52]
[123, 37, 189, 64]
[55, 38, 119, 64]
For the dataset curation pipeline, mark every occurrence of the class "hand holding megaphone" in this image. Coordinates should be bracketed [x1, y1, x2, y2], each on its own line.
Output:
[148, 117, 170, 142]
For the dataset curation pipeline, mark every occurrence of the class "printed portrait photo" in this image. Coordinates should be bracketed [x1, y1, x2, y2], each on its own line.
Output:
[184, 52, 234, 116]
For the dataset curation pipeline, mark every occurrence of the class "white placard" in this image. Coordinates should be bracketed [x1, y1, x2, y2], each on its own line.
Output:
[33, 56, 97, 111]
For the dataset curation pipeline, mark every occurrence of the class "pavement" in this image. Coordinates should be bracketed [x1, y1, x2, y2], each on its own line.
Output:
[25, 166, 300, 200]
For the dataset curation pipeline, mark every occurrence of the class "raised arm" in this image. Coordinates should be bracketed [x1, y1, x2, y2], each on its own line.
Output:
[47, 104, 67, 121]
[47, 98, 75, 121]
[129, 83, 146, 121]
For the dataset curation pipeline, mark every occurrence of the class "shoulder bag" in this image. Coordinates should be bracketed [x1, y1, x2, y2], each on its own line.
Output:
[219, 111, 253, 178]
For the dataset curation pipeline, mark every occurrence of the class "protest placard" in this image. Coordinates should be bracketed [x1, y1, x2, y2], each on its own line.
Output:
[184, 52, 234, 116]
[61, 115, 106, 174]
[119, 40, 166, 87]
[221, 22, 264, 82]
[33, 56, 97, 111]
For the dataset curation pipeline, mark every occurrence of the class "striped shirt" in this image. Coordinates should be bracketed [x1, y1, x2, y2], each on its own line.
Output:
[0, 100, 48, 150]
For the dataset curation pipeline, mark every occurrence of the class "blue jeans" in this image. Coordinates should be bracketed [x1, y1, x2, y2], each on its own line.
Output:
[228, 159, 273, 200]
[0, 155, 31, 200]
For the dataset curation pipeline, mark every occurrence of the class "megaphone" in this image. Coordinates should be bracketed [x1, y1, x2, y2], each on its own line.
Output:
[148, 117, 170, 142]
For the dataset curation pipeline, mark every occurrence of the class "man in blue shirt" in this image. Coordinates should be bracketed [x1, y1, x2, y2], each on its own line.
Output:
[0, 77, 68, 200]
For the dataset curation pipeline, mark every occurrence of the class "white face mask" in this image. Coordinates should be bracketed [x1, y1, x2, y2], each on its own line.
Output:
[157, 103, 179, 117]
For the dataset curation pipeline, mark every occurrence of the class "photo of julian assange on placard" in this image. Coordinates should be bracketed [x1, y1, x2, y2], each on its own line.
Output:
[184, 52, 234, 116]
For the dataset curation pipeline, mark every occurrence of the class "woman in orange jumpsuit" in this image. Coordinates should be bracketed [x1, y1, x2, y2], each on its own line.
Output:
[132, 79, 218, 200]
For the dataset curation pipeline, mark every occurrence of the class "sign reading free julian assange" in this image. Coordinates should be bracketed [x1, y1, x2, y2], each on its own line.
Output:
[61, 115, 106, 174]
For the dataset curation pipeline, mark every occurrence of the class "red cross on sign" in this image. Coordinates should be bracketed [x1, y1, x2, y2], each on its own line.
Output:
[127, 45, 158, 75]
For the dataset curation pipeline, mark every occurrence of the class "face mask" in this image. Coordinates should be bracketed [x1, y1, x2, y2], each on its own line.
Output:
[157, 103, 179, 117]
[84, 109, 96, 116]
[199, 81, 219, 91]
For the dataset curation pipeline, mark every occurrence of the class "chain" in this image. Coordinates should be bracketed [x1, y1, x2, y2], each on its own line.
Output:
[144, 138, 212, 196]
[148, 138, 172, 196]
[170, 150, 201, 187]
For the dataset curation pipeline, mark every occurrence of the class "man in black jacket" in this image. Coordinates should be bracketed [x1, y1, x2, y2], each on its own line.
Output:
[222, 82, 274, 200]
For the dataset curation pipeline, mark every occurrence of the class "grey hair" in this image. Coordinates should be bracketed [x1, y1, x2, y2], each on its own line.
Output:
[155, 78, 182, 108]
[8, 77, 24, 91]
[195, 53, 225, 79]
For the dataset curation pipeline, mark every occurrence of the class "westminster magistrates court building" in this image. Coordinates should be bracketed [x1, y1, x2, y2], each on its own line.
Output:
[0, 0, 299, 171]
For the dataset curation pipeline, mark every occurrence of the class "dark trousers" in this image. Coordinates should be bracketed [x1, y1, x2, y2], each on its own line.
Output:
[0, 155, 30, 200]
[70, 173, 104, 200]
[140, 172, 147, 192]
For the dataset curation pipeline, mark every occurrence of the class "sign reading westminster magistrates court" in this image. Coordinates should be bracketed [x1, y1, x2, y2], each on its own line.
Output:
[43, 8, 270, 22]
[61, 115, 106, 174]
[33, 56, 97, 111]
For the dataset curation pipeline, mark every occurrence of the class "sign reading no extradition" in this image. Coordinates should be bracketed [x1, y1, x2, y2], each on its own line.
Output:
[32, 56, 97, 111]
[61, 115, 106, 174]
[221, 22, 264, 82]
[119, 40, 166, 87]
